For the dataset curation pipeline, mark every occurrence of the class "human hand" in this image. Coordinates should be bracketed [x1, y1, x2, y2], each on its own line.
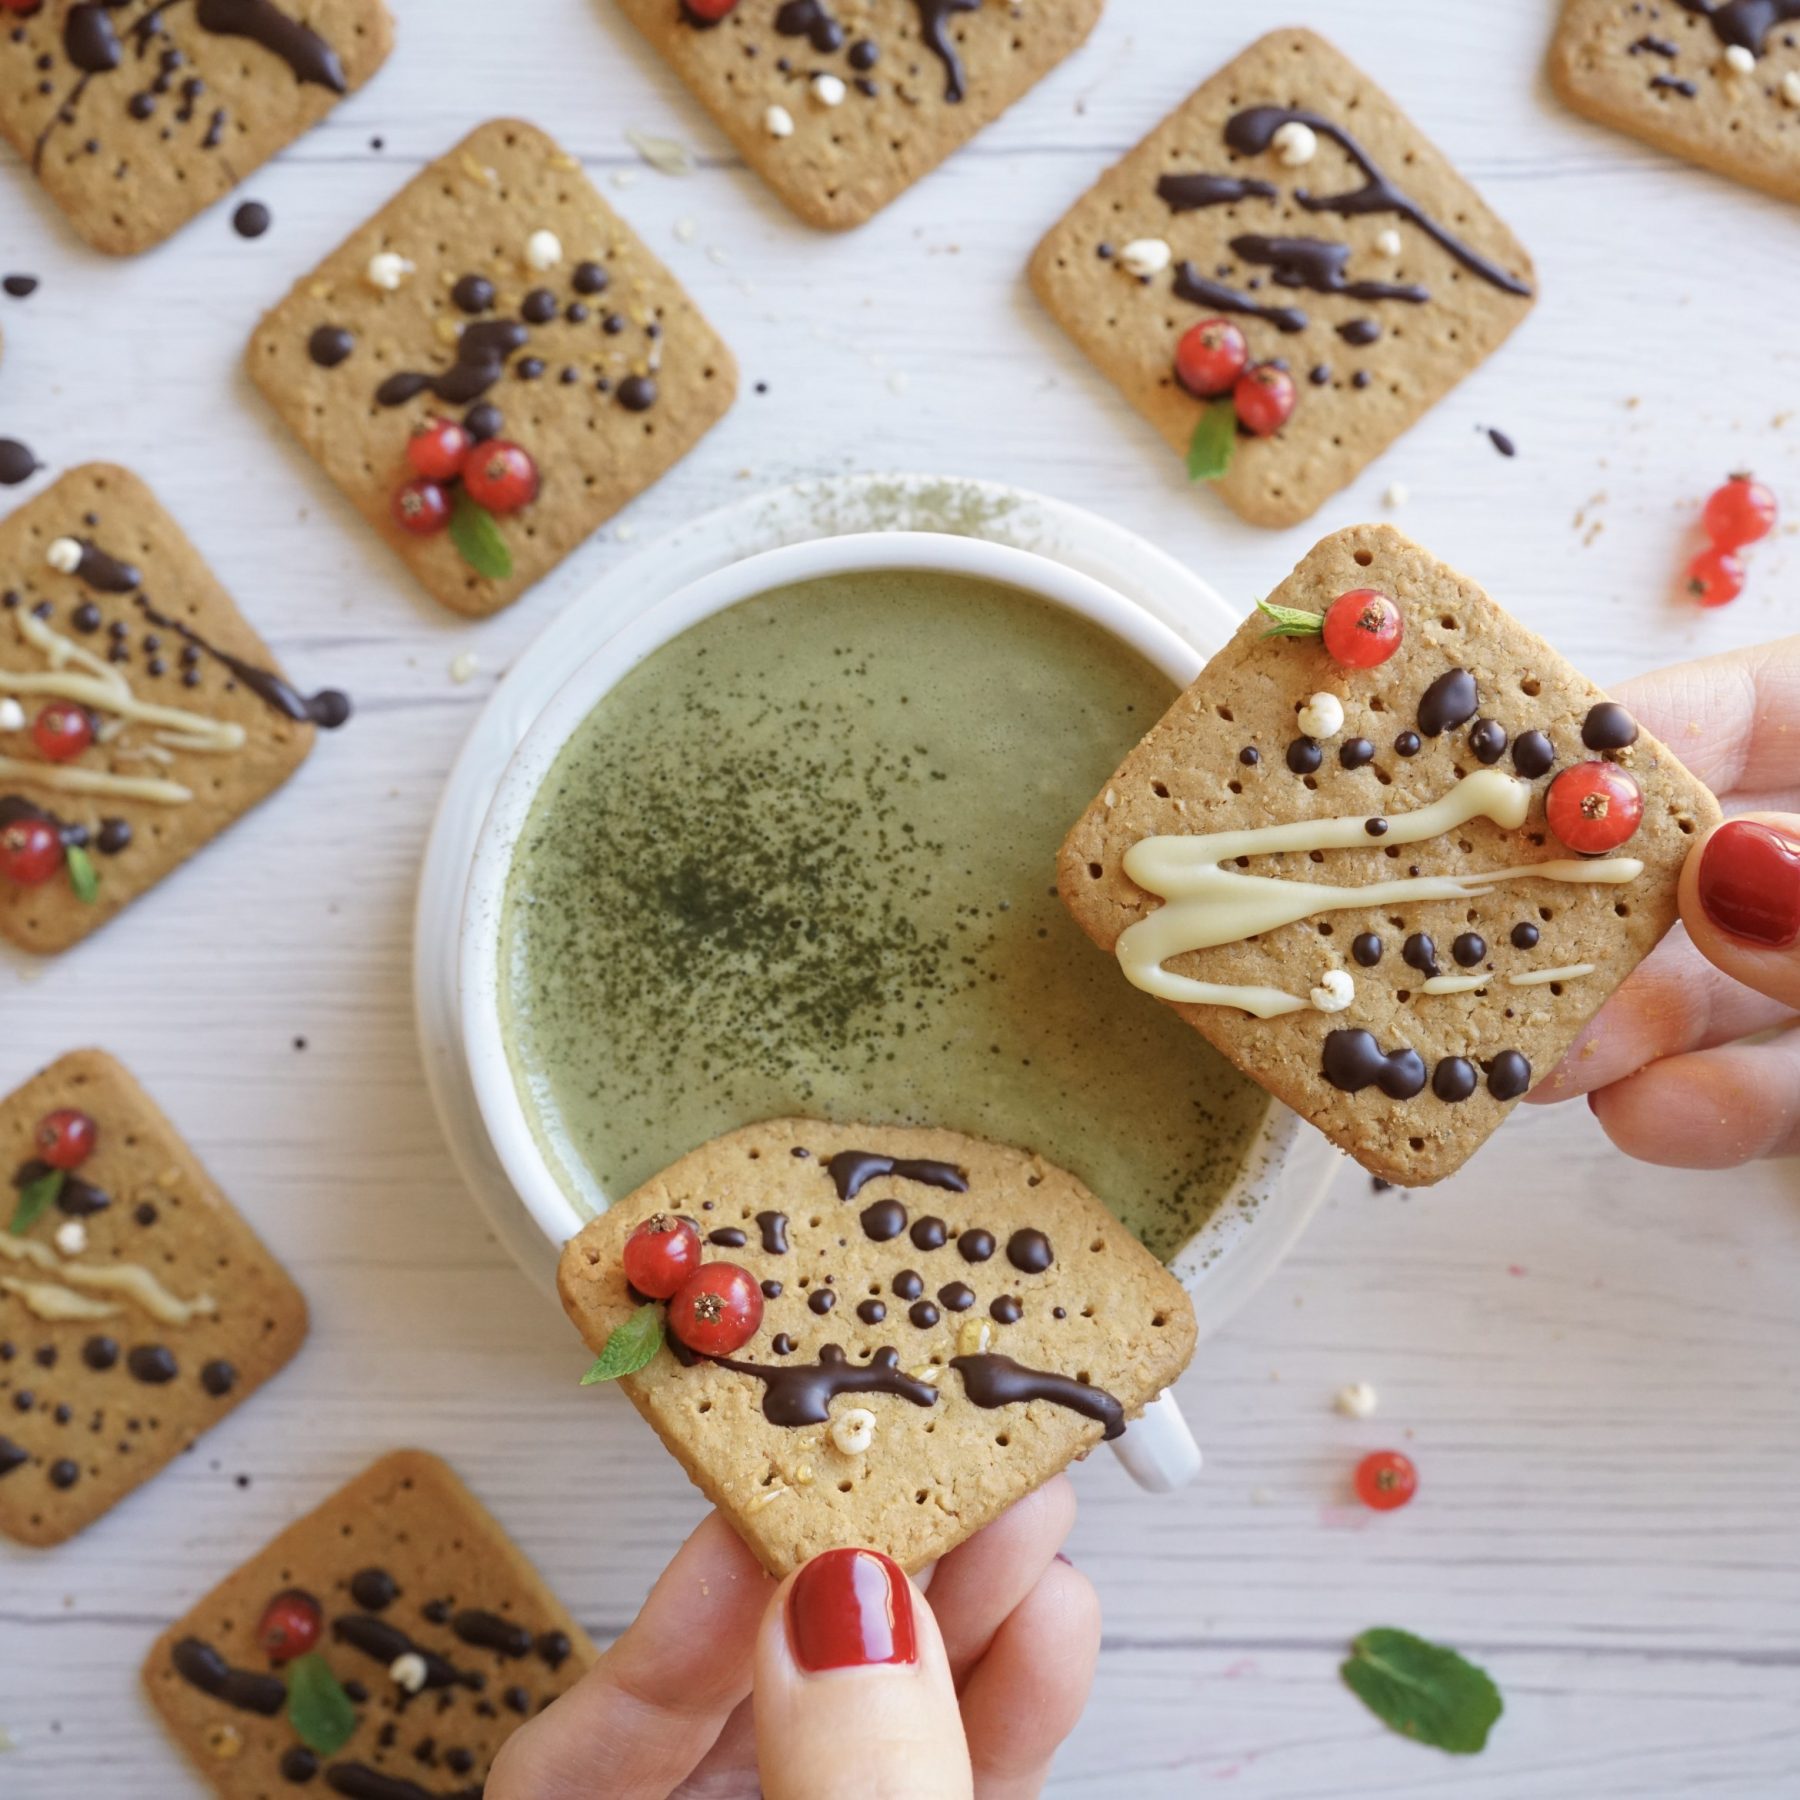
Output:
[487, 1477, 1098, 1800]
[1528, 634, 1800, 1165]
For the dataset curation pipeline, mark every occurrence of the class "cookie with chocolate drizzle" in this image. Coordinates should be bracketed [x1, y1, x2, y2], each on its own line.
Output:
[558, 1118, 1196, 1577]
[144, 1450, 593, 1797]
[1059, 523, 1722, 1186]
[1029, 28, 1537, 528]
[0, 0, 393, 256]
[0, 1049, 308, 1546]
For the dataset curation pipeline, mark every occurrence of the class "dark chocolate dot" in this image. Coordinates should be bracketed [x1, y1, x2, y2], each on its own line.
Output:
[856, 1299, 887, 1324]
[772, 1334, 796, 1356]
[1582, 703, 1638, 752]
[892, 1270, 924, 1301]
[617, 375, 658, 412]
[908, 1301, 940, 1329]
[937, 1282, 975, 1312]
[958, 1229, 996, 1264]
[909, 1217, 947, 1252]
[1394, 731, 1422, 757]
[464, 403, 503, 442]
[82, 1335, 118, 1371]
[48, 1458, 79, 1489]
[126, 1345, 178, 1384]
[760, 1279, 782, 1299]
[231, 200, 271, 239]
[1402, 934, 1440, 979]
[521, 287, 558, 324]
[708, 1227, 747, 1248]
[1351, 932, 1383, 967]
[1365, 818, 1389, 837]
[350, 1567, 400, 1611]
[307, 325, 353, 368]
[279, 1745, 318, 1783]
[808, 1289, 836, 1315]
[1419, 668, 1478, 737]
[860, 1200, 907, 1242]
[1468, 718, 1508, 765]
[1286, 737, 1322, 775]
[1452, 932, 1487, 967]
[572, 260, 609, 295]
[1238, 746, 1260, 766]
[1432, 1057, 1478, 1102]
[452, 274, 495, 314]
[1512, 730, 1555, 779]
[1006, 1229, 1054, 1274]
[200, 1359, 237, 1397]
[1488, 1051, 1532, 1101]
[989, 1296, 1022, 1324]
[1510, 922, 1540, 950]
[1339, 737, 1375, 770]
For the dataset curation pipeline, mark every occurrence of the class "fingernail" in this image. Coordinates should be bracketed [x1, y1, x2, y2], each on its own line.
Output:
[1698, 819, 1800, 949]
[1054, 1552, 1075, 1567]
[788, 1548, 916, 1673]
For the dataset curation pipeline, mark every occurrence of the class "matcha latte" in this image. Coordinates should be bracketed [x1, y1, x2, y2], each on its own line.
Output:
[497, 569, 1266, 1261]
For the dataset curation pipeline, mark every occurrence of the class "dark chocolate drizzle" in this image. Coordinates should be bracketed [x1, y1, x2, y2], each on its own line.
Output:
[1156, 171, 1278, 212]
[0, 439, 40, 486]
[1223, 107, 1533, 299]
[1418, 668, 1478, 737]
[376, 321, 528, 409]
[171, 1638, 287, 1715]
[826, 1151, 967, 1203]
[333, 1616, 476, 1690]
[13, 1156, 111, 1215]
[774, 0, 844, 53]
[705, 1342, 937, 1427]
[133, 594, 350, 728]
[1321, 1029, 1428, 1100]
[452, 1609, 532, 1659]
[67, 540, 142, 593]
[1230, 235, 1429, 306]
[1173, 260, 1307, 334]
[707, 1227, 748, 1248]
[1674, 0, 1800, 53]
[755, 1210, 789, 1254]
[0, 1436, 27, 1478]
[951, 1353, 1125, 1440]
[910, 0, 980, 102]
[323, 1769, 448, 1800]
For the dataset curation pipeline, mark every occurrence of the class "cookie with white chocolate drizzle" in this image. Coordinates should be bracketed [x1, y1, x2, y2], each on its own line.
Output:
[0, 1048, 307, 1546]
[558, 1118, 1196, 1577]
[0, 465, 343, 955]
[1059, 523, 1722, 1187]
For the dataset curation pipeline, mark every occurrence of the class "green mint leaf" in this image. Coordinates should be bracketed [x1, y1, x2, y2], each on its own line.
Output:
[285, 1651, 357, 1756]
[580, 1303, 665, 1385]
[1341, 1627, 1503, 1756]
[1186, 400, 1238, 483]
[1254, 597, 1327, 638]
[8, 1167, 65, 1237]
[449, 492, 514, 582]
[65, 844, 98, 904]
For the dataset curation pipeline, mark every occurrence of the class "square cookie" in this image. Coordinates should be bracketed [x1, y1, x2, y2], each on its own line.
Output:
[0, 464, 338, 956]
[144, 1449, 596, 1795]
[0, 1049, 307, 1547]
[1058, 525, 1723, 1187]
[247, 118, 738, 616]
[615, 0, 1105, 229]
[0, 0, 393, 256]
[1029, 28, 1537, 528]
[1549, 0, 1800, 205]
[559, 1118, 1197, 1578]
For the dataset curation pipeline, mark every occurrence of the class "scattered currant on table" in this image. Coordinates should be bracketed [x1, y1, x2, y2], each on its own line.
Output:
[34, 1108, 96, 1171]
[405, 416, 473, 483]
[1232, 361, 1296, 438]
[1685, 545, 1745, 610]
[621, 1212, 703, 1300]
[32, 700, 93, 762]
[256, 1589, 324, 1664]
[392, 479, 452, 536]
[1702, 473, 1777, 550]
[0, 817, 63, 887]
[1354, 1449, 1418, 1512]
[667, 1262, 764, 1357]
[462, 441, 539, 514]
[1546, 762, 1644, 855]
[1174, 318, 1249, 399]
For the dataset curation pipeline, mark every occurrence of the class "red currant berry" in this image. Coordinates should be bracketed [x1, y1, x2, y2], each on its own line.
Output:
[1701, 474, 1777, 550]
[32, 701, 93, 763]
[1321, 588, 1404, 669]
[0, 1, 42, 12]
[1232, 362, 1297, 438]
[255, 1589, 323, 1664]
[1174, 318, 1249, 400]
[1685, 545, 1745, 609]
[621, 1212, 703, 1300]
[0, 818, 62, 887]
[1546, 761, 1645, 856]
[392, 479, 452, 536]
[406, 417, 473, 483]
[462, 442, 539, 515]
[667, 1262, 764, 1357]
[34, 1108, 96, 1171]
[1354, 1450, 1418, 1512]
[684, 0, 739, 15]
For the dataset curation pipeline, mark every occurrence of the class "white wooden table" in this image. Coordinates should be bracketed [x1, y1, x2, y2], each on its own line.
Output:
[4, 3, 1799, 1794]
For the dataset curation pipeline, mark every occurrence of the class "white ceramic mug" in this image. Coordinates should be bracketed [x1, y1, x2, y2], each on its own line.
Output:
[457, 531, 1338, 1492]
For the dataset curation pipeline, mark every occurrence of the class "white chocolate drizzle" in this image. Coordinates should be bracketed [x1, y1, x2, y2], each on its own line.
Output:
[1421, 973, 1486, 995]
[0, 1231, 216, 1326]
[1116, 771, 1642, 1013]
[1508, 963, 1596, 987]
[0, 753, 192, 805]
[0, 1274, 120, 1322]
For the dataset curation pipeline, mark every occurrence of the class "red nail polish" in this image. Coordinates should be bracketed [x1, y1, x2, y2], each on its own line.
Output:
[788, 1548, 916, 1672]
[1698, 819, 1800, 949]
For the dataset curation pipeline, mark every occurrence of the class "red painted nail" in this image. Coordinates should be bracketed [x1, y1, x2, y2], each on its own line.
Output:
[787, 1548, 916, 1673]
[1697, 819, 1800, 950]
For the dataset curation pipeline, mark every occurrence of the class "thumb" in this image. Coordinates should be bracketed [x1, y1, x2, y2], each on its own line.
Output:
[754, 1549, 973, 1800]
[1683, 814, 1800, 1004]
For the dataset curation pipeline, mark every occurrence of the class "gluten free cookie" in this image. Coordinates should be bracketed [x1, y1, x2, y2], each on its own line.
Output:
[1550, 0, 1800, 204]
[1029, 29, 1536, 528]
[0, 465, 345, 955]
[0, 0, 394, 255]
[247, 118, 738, 616]
[0, 1049, 307, 1547]
[559, 1119, 1197, 1578]
[616, 0, 1104, 229]
[144, 1450, 595, 1797]
[1058, 525, 1723, 1187]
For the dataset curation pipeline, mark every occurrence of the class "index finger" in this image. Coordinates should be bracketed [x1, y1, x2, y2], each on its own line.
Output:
[1612, 633, 1800, 800]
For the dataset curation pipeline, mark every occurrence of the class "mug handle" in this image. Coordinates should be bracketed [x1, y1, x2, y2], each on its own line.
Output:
[1109, 1389, 1203, 1493]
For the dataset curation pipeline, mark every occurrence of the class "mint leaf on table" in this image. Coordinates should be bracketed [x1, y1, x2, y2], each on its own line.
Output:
[449, 492, 514, 581]
[8, 1167, 64, 1236]
[1253, 597, 1326, 638]
[1341, 1627, 1503, 1755]
[580, 1303, 665, 1386]
[285, 1651, 357, 1756]
[65, 844, 98, 904]
[1186, 400, 1238, 482]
